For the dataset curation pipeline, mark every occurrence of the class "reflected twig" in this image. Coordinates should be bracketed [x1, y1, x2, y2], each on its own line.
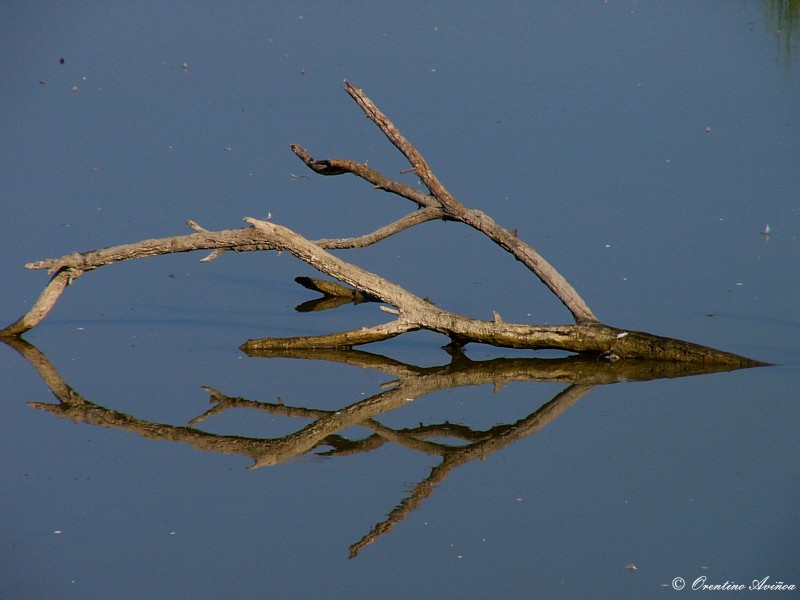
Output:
[348, 384, 592, 557]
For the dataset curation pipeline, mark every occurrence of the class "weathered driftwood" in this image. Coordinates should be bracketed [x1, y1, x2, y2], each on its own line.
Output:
[0, 83, 765, 367]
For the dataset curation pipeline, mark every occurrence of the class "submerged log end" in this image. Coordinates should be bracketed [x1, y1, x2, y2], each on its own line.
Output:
[594, 325, 770, 368]
[294, 276, 373, 301]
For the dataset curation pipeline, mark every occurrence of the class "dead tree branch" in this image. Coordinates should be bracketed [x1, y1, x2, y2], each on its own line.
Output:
[0, 83, 766, 368]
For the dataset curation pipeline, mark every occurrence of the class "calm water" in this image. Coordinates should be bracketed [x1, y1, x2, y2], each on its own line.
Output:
[1, 3, 798, 599]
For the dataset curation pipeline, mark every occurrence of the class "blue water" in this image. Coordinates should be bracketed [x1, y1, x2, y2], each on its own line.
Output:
[2, 3, 798, 598]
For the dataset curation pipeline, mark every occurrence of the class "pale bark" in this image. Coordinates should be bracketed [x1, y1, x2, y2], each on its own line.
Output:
[0, 83, 766, 368]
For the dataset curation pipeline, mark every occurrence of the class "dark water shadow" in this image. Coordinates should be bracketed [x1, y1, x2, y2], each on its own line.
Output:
[1, 337, 761, 557]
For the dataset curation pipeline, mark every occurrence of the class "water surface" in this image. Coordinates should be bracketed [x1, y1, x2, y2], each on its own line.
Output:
[1, 3, 798, 598]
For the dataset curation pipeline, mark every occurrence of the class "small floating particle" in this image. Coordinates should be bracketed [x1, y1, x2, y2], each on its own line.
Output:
[625, 563, 637, 571]
[53, 530, 63, 534]
[761, 224, 770, 236]
[182, 62, 189, 70]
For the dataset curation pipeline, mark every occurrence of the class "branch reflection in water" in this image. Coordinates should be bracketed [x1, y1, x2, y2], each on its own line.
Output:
[3, 336, 751, 557]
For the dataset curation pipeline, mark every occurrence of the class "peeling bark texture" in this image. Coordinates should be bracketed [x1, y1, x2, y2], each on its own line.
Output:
[0, 83, 767, 368]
